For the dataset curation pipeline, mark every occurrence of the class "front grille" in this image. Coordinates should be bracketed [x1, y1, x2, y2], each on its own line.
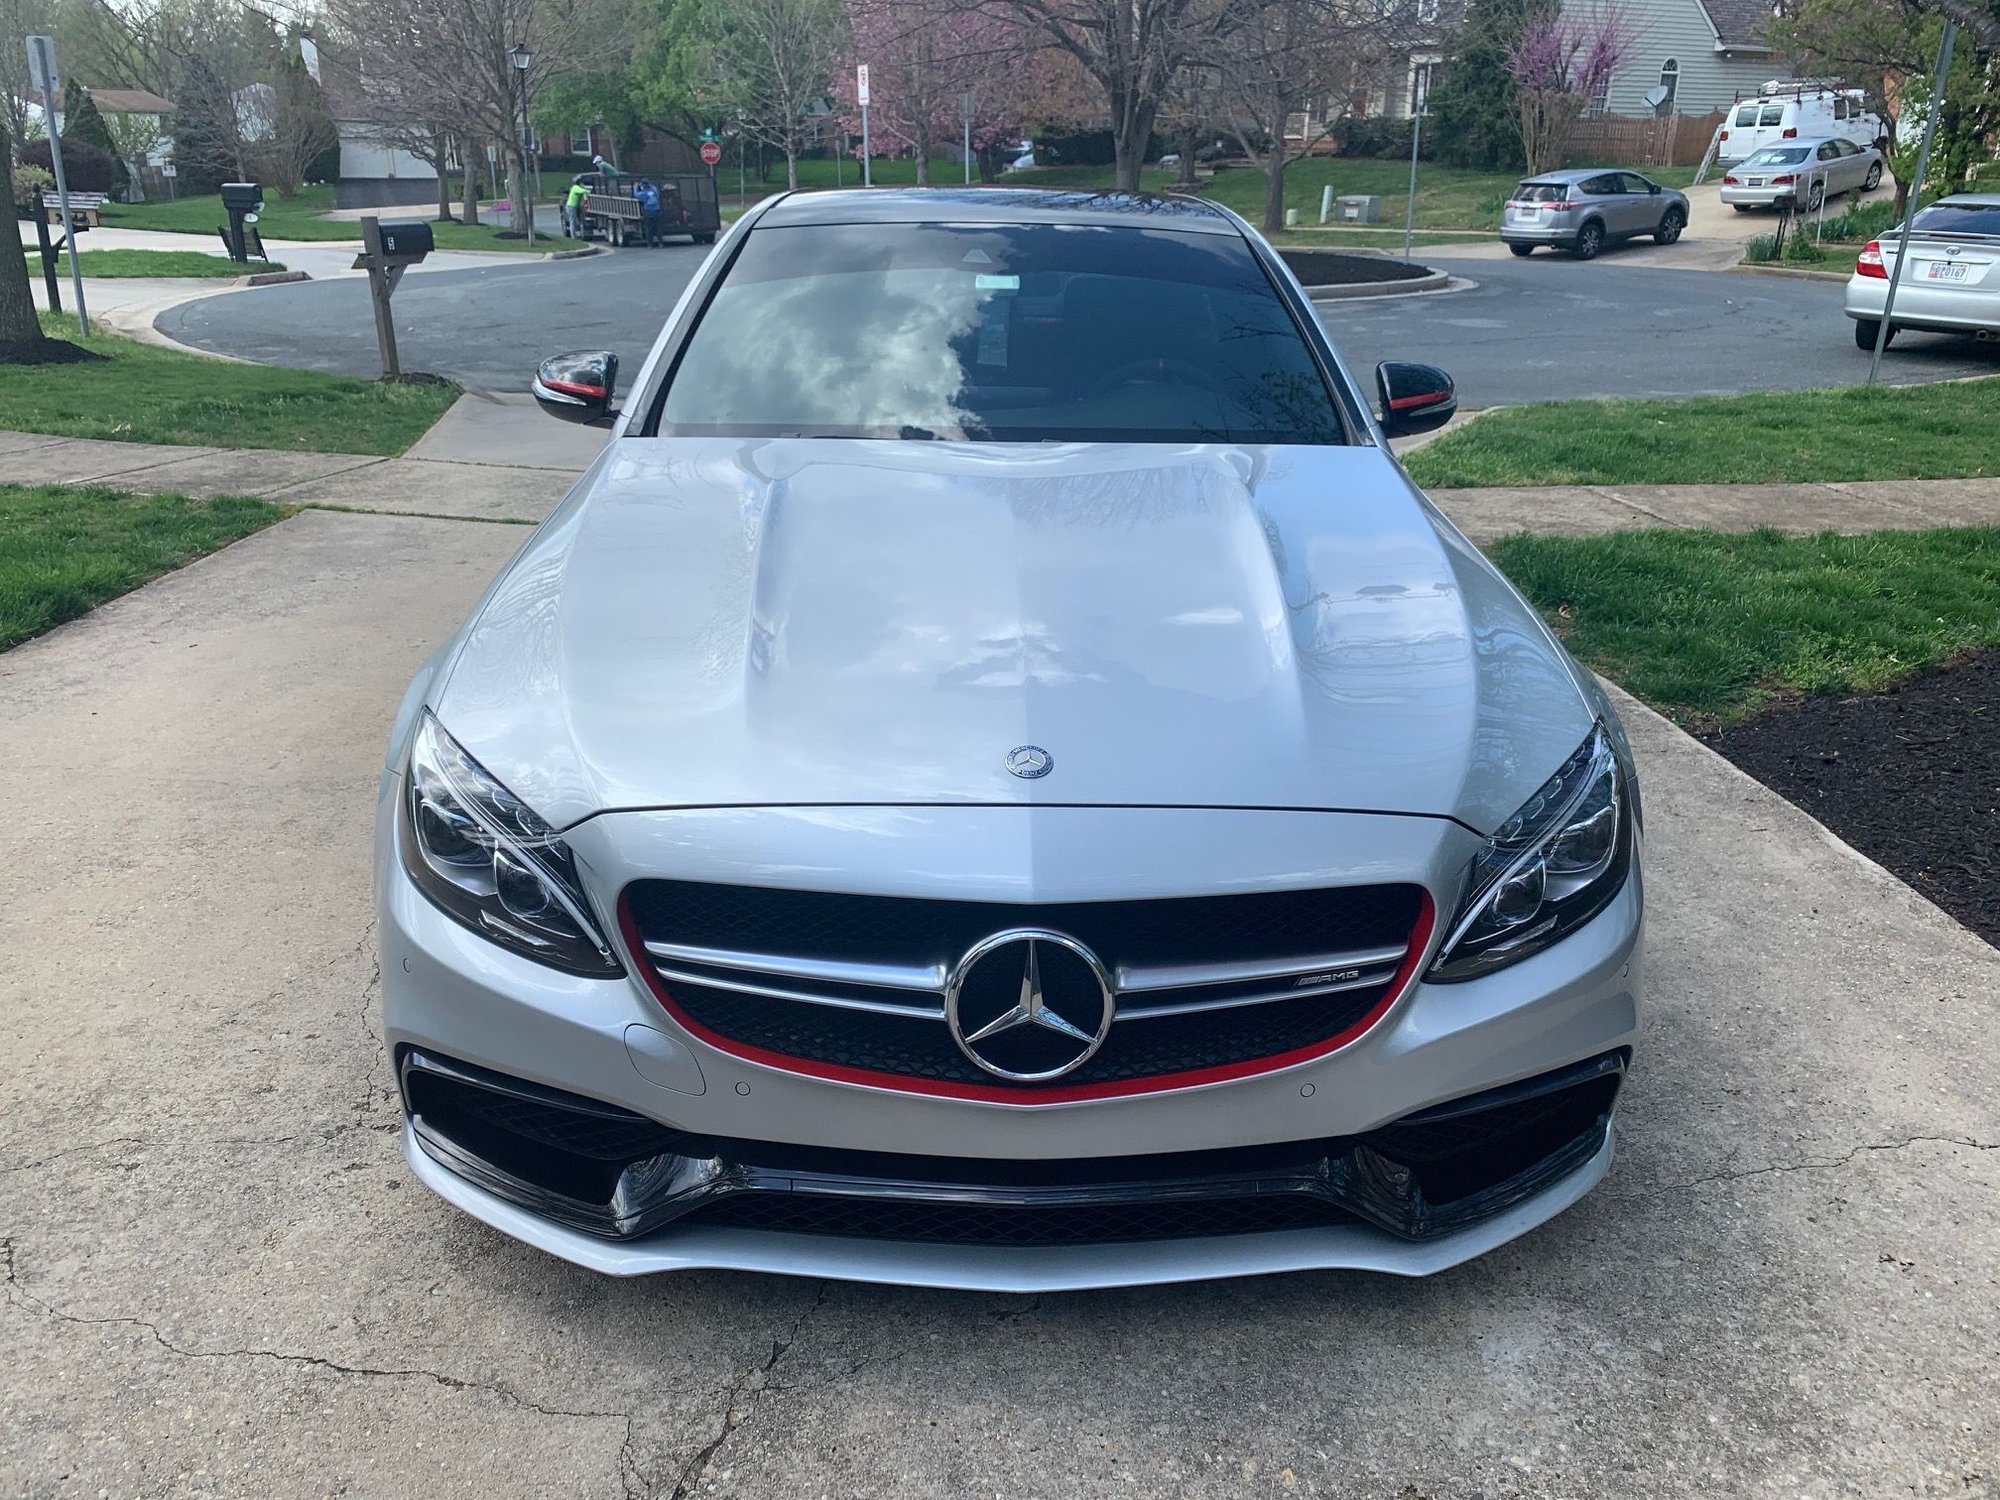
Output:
[687, 1193, 1353, 1246]
[628, 881, 1420, 968]
[624, 881, 1427, 1092]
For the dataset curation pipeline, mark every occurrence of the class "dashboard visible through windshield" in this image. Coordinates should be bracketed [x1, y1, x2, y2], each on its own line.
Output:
[651, 222, 1349, 445]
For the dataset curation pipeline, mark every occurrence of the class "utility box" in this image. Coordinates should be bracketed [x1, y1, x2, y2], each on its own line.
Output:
[377, 221, 435, 261]
[1335, 194, 1383, 224]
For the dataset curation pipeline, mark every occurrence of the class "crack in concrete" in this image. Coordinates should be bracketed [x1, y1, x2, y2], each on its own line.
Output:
[2, 1237, 631, 1432]
[0, 1133, 304, 1176]
[661, 1282, 832, 1500]
[1672, 1134, 1993, 1191]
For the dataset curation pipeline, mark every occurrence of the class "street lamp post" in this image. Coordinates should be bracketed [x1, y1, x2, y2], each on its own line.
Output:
[507, 43, 535, 246]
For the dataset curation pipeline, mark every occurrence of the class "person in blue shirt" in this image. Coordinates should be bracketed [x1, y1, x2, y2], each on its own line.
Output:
[635, 179, 662, 247]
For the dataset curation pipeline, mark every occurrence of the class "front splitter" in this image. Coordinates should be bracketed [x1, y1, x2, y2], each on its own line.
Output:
[404, 1123, 1614, 1292]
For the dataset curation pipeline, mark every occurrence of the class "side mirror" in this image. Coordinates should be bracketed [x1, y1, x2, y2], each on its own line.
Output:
[533, 350, 620, 426]
[1376, 361, 1457, 437]
[1649, 183, 1661, 194]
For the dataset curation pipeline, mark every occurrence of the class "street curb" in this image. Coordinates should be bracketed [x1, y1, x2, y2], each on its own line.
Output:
[545, 246, 604, 261]
[1306, 267, 1453, 300]
[245, 270, 310, 287]
[1732, 262, 1852, 284]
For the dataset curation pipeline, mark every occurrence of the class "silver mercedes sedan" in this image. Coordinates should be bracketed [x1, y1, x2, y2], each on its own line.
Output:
[377, 189, 1645, 1291]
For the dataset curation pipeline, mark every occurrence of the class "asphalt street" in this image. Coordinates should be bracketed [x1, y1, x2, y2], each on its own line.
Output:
[157, 241, 2000, 406]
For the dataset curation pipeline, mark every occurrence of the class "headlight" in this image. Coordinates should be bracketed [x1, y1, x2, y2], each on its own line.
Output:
[1428, 725, 1633, 983]
[398, 713, 622, 977]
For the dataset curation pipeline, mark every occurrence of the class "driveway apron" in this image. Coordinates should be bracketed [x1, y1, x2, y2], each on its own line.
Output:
[1, 507, 1994, 1498]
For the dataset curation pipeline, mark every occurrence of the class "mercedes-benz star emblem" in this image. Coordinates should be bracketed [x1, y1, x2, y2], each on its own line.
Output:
[946, 930, 1114, 1082]
[1005, 744, 1053, 779]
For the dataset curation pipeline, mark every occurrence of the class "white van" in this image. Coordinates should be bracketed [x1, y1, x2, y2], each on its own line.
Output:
[1716, 82, 1887, 167]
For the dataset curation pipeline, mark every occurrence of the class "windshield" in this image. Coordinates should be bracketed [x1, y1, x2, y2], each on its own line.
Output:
[656, 222, 1347, 444]
[1744, 148, 1811, 166]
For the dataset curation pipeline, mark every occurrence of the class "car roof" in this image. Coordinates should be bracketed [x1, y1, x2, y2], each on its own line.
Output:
[1933, 192, 2000, 208]
[1745, 135, 1851, 148]
[1519, 169, 1647, 183]
[754, 187, 1241, 235]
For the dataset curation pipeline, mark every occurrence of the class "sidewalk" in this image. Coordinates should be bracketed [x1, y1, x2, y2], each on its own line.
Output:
[5, 424, 1992, 535]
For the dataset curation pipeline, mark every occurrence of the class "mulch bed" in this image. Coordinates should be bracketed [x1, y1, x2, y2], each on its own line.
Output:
[1276, 249, 1427, 286]
[0, 338, 102, 366]
[1700, 651, 2000, 946]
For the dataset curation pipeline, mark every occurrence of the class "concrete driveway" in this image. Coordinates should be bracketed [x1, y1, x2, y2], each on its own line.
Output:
[2, 506, 1996, 1497]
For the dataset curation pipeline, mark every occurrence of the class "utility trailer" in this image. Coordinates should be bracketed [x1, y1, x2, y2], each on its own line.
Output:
[576, 172, 720, 246]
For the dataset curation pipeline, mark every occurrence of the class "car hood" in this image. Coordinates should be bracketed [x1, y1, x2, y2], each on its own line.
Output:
[434, 438, 1592, 833]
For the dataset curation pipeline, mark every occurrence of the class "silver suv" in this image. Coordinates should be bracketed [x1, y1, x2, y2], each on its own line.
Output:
[1502, 169, 1692, 260]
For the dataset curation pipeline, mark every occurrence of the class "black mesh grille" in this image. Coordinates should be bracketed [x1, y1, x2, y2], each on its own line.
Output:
[626, 881, 1422, 971]
[687, 1192, 1354, 1246]
[665, 977, 1391, 1087]
[627, 881, 1424, 1088]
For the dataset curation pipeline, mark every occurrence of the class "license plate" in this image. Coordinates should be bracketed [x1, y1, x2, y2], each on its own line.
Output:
[1744, 178, 1764, 187]
[1924, 262, 1970, 282]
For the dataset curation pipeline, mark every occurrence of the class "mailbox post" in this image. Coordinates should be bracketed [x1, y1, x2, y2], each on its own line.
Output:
[219, 182, 263, 263]
[354, 216, 434, 381]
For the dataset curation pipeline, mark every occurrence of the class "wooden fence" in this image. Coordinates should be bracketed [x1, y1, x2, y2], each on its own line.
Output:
[1565, 110, 1725, 168]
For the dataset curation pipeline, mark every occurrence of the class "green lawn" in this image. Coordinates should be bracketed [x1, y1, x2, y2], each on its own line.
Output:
[72, 249, 286, 278]
[1489, 527, 2000, 721]
[3, 314, 459, 454]
[103, 183, 551, 253]
[0, 481, 284, 652]
[1406, 379, 2000, 489]
[747, 155, 1690, 231]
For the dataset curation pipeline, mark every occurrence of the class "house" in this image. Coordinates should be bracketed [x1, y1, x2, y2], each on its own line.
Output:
[1582, 0, 1781, 118]
[24, 87, 176, 198]
[298, 35, 439, 208]
[1277, 0, 1459, 149]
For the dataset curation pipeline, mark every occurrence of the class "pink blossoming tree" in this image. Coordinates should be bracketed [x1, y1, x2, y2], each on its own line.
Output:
[1507, 5, 1630, 172]
[834, 0, 1047, 182]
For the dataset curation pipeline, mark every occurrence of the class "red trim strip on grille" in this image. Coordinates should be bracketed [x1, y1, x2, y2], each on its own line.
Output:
[617, 890, 1437, 1106]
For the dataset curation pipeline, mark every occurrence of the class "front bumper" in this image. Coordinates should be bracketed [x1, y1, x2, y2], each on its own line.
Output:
[378, 789, 1644, 1287]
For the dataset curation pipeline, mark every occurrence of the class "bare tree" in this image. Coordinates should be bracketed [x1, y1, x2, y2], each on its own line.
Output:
[985, 0, 1224, 190]
[1210, 0, 1399, 231]
[686, 0, 845, 190]
[250, 47, 337, 195]
[1, 0, 48, 158]
[323, 0, 619, 234]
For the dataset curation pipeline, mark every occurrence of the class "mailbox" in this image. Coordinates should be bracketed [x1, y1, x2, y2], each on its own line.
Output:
[220, 181, 264, 214]
[378, 221, 434, 261]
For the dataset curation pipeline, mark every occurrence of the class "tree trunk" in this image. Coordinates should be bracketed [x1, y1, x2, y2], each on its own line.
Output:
[785, 142, 799, 190]
[1262, 154, 1287, 233]
[507, 153, 529, 237]
[1177, 124, 1199, 189]
[435, 133, 453, 221]
[463, 151, 481, 225]
[0, 116, 49, 355]
[1111, 95, 1157, 192]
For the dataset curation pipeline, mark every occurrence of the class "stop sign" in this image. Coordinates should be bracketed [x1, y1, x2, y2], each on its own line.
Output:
[700, 140, 722, 167]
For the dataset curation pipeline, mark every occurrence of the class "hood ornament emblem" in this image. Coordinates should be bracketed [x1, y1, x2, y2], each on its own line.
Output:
[946, 931, 1115, 1081]
[1005, 744, 1053, 779]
